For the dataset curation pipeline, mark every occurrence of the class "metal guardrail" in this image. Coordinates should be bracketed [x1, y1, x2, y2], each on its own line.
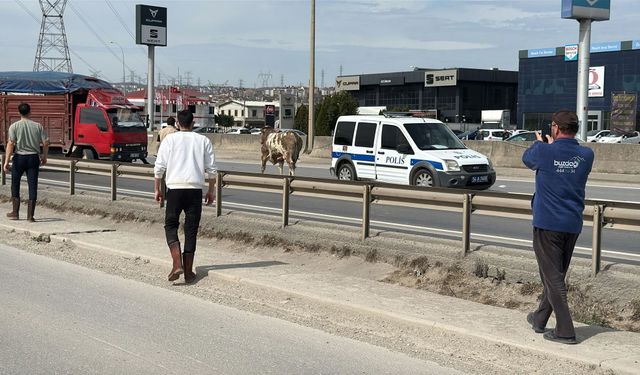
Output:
[2, 155, 640, 276]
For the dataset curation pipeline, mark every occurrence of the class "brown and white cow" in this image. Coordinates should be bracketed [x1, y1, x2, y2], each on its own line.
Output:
[260, 127, 304, 176]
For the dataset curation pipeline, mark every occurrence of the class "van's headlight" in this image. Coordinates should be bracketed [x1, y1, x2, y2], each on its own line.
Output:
[444, 159, 460, 172]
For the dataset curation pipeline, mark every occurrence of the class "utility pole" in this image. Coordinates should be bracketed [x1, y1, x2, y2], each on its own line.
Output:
[34, 0, 72, 72]
[110, 41, 126, 95]
[308, 0, 316, 151]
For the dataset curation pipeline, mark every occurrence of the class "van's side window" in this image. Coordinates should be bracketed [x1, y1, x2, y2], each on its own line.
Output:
[80, 107, 109, 131]
[381, 125, 409, 150]
[334, 121, 356, 146]
[354, 122, 376, 147]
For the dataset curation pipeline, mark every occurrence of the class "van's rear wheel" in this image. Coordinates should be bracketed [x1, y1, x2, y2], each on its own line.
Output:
[337, 163, 356, 181]
[413, 169, 434, 187]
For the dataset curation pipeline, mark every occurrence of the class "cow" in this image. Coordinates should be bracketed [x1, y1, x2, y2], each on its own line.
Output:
[260, 127, 304, 176]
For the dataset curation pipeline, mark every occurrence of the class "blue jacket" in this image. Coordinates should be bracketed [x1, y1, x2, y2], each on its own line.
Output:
[522, 138, 594, 234]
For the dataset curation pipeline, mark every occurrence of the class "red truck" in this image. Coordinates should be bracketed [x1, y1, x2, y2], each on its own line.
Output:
[0, 71, 148, 162]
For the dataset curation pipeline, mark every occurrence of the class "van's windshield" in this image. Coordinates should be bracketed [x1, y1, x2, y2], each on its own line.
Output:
[107, 109, 145, 128]
[404, 123, 466, 150]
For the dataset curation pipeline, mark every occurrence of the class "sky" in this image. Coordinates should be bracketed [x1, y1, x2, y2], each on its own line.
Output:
[0, 0, 638, 88]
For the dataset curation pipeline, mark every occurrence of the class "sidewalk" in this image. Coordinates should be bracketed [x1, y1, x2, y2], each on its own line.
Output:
[1, 202, 639, 374]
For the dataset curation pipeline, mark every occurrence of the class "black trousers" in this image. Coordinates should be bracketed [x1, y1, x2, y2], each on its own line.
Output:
[531, 227, 579, 338]
[164, 189, 202, 254]
[11, 154, 40, 201]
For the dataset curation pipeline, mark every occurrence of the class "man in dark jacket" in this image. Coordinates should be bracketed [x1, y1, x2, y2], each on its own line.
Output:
[522, 110, 594, 344]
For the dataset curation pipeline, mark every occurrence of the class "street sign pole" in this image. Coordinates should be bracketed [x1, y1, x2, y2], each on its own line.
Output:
[147, 45, 155, 130]
[576, 18, 591, 141]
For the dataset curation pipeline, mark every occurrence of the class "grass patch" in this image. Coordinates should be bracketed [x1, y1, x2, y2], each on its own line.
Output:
[256, 234, 290, 247]
[32, 234, 51, 243]
[365, 249, 379, 263]
[409, 256, 430, 276]
[213, 230, 254, 244]
[494, 268, 506, 283]
[473, 258, 489, 278]
[569, 284, 612, 328]
[504, 300, 521, 309]
[630, 299, 640, 322]
[519, 282, 543, 296]
[330, 245, 352, 259]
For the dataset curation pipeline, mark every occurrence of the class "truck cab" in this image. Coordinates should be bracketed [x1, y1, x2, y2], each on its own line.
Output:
[330, 115, 496, 190]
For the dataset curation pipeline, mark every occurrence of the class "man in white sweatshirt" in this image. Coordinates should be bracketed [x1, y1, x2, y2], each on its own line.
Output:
[154, 110, 217, 283]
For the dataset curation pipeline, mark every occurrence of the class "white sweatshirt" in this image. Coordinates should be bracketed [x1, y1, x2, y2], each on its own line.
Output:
[154, 132, 217, 190]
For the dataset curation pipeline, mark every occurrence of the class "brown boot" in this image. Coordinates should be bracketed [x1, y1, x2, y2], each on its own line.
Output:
[6, 197, 19, 220]
[183, 253, 196, 284]
[168, 242, 183, 281]
[27, 200, 36, 222]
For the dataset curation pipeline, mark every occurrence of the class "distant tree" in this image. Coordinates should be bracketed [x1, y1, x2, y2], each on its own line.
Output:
[294, 104, 308, 133]
[388, 106, 411, 113]
[315, 91, 358, 136]
[215, 114, 234, 128]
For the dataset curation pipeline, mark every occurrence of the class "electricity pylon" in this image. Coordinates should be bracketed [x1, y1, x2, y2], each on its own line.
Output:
[34, 0, 73, 72]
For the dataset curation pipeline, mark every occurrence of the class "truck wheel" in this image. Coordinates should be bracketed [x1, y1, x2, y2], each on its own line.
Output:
[337, 163, 356, 181]
[82, 149, 95, 160]
[413, 169, 434, 187]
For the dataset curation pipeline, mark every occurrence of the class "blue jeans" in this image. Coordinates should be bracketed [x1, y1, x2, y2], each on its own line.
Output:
[11, 154, 40, 201]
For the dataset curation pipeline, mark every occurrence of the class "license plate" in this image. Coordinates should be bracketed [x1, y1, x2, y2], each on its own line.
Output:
[471, 175, 489, 184]
[130, 153, 139, 158]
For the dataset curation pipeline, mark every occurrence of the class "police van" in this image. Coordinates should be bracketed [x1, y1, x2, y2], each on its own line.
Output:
[330, 115, 496, 189]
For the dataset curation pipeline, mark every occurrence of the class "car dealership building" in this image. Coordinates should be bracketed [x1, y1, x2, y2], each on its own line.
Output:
[336, 68, 518, 125]
[518, 40, 640, 132]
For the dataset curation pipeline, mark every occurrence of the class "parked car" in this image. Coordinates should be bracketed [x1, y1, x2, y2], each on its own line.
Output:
[457, 129, 478, 140]
[586, 129, 611, 142]
[225, 127, 251, 134]
[284, 129, 307, 137]
[194, 126, 223, 134]
[250, 128, 262, 135]
[597, 131, 640, 144]
[505, 131, 538, 142]
[478, 129, 509, 140]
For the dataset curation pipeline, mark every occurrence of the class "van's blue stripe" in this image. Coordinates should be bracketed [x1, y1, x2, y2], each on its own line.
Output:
[411, 159, 443, 170]
[332, 151, 375, 162]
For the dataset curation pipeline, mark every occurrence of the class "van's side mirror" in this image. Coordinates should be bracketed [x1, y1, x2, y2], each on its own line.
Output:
[396, 144, 413, 154]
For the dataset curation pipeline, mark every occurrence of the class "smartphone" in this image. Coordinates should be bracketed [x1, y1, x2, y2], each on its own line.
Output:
[540, 123, 551, 143]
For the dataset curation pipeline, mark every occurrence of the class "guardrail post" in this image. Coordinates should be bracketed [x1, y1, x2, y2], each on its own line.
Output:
[69, 160, 76, 195]
[282, 177, 291, 227]
[110, 163, 118, 201]
[592, 204, 602, 277]
[0, 155, 5, 186]
[361, 184, 371, 240]
[462, 193, 472, 255]
[215, 171, 223, 217]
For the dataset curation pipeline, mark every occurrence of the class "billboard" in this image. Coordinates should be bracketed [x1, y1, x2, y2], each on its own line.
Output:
[564, 44, 578, 61]
[424, 70, 457, 87]
[561, 0, 610, 21]
[264, 104, 276, 127]
[610, 93, 637, 134]
[335, 76, 360, 91]
[588, 66, 605, 98]
[136, 4, 167, 46]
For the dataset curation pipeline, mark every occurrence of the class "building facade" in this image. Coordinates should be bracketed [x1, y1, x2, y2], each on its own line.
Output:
[336, 68, 518, 125]
[518, 40, 640, 131]
[217, 100, 279, 128]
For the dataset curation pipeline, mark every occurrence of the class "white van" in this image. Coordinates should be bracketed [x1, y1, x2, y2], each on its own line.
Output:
[330, 115, 496, 189]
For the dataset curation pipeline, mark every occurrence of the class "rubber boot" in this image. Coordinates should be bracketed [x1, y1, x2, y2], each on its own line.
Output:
[6, 197, 19, 220]
[167, 242, 183, 281]
[183, 253, 196, 284]
[27, 200, 36, 222]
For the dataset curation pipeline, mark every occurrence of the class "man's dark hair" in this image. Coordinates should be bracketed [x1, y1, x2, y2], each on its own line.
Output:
[552, 109, 579, 134]
[177, 110, 193, 129]
[166, 116, 176, 126]
[18, 103, 31, 116]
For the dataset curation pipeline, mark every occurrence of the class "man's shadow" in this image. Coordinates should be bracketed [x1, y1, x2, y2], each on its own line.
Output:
[575, 325, 616, 343]
[176, 260, 287, 285]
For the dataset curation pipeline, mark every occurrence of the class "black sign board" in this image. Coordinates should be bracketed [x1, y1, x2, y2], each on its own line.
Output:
[136, 4, 167, 46]
[610, 92, 637, 134]
[264, 105, 276, 127]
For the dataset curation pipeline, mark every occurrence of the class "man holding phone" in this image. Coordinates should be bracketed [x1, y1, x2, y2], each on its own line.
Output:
[522, 109, 594, 344]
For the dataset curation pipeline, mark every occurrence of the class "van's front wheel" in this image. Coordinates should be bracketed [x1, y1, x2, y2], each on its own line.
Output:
[337, 163, 356, 181]
[413, 169, 434, 187]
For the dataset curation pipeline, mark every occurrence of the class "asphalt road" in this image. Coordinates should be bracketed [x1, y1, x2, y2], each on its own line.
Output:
[0, 244, 461, 375]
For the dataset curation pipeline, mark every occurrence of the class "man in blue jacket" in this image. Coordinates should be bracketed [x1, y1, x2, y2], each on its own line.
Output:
[522, 110, 594, 345]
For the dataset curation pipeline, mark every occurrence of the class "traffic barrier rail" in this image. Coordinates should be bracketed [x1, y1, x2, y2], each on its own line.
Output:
[2, 155, 639, 276]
